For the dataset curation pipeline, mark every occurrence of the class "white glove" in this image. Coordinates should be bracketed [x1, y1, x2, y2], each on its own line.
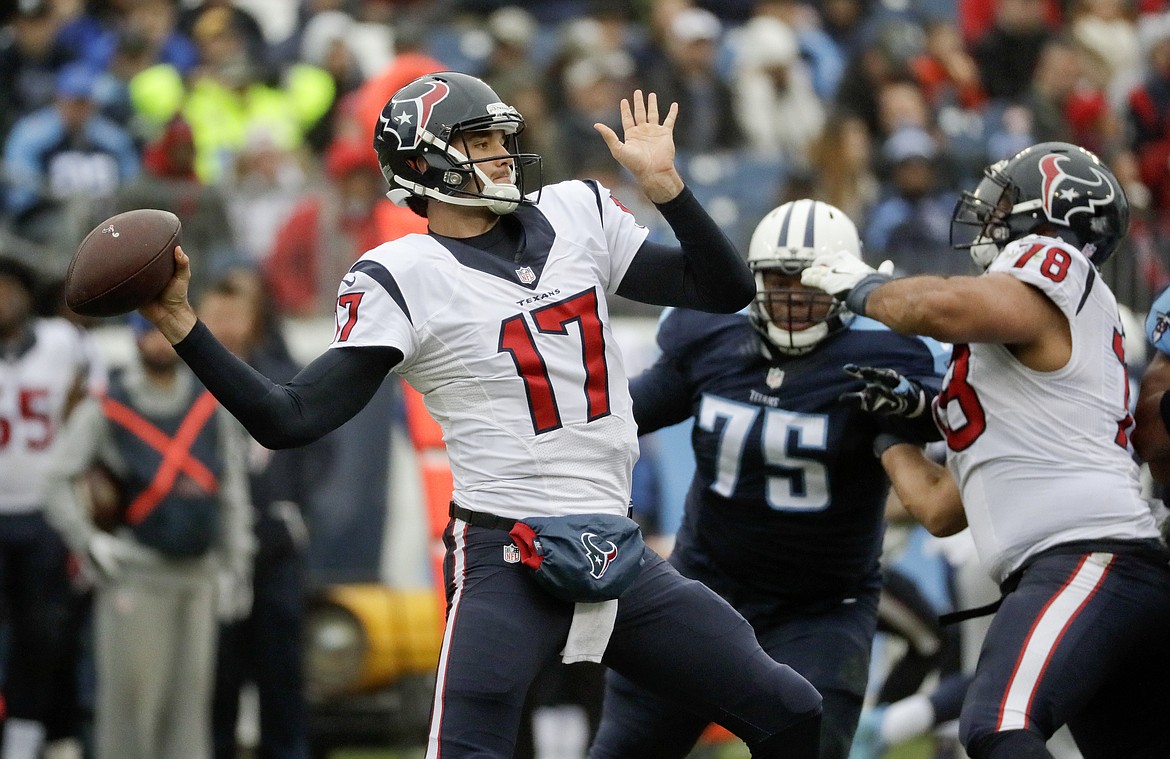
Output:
[86, 532, 128, 583]
[216, 569, 253, 623]
[801, 252, 895, 315]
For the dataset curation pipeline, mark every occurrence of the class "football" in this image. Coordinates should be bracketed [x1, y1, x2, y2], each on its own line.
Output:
[66, 209, 181, 317]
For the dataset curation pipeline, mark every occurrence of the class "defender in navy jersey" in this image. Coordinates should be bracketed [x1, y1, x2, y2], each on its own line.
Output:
[138, 73, 823, 758]
[589, 200, 946, 759]
[805, 143, 1170, 759]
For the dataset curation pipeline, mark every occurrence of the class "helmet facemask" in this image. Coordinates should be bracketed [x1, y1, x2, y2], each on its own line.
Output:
[382, 125, 542, 215]
[750, 261, 847, 356]
[951, 163, 1018, 270]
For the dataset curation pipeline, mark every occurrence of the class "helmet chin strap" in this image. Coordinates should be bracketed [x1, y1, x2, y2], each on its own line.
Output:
[474, 168, 521, 215]
[464, 152, 520, 215]
[389, 128, 524, 214]
[445, 137, 522, 215]
[388, 176, 520, 214]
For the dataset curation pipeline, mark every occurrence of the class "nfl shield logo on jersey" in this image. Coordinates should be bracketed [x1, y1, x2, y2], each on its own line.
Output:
[515, 266, 536, 284]
[503, 543, 521, 563]
[766, 367, 785, 389]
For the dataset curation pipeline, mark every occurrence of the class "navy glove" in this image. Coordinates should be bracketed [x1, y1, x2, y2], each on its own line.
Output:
[841, 364, 929, 418]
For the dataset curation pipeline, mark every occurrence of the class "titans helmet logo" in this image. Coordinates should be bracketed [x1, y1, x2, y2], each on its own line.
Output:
[379, 80, 450, 151]
[580, 533, 619, 579]
[1038, 153, 1115, 227]
[1153, 312, 1170, 346]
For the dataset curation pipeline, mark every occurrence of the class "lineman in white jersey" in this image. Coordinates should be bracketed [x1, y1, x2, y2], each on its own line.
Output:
[944, 229, 1155, 582]
[803, 142, 1170, 759]
[0, 256, 103, 759]
[138, 73, 823, 758]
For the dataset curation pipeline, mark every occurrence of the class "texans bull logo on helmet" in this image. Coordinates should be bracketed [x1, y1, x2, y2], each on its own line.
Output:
[581, 532, 619, 580]
[379, 80, 450, 151]
[1038, 153, 1116, 228]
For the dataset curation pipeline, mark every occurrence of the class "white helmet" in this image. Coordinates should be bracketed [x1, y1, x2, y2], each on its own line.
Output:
[747, 199, 862, 356]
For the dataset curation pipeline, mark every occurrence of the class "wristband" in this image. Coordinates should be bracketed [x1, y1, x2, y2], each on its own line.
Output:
[845, 273, 892, 316]
[873, 432, 913, 458]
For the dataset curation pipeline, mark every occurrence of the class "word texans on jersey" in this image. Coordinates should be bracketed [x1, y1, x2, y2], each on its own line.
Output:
[515, 288, 561, 307]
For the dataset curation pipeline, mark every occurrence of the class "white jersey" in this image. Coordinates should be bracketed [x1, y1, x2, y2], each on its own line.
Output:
[330, 180, 650, 520]
[0, 318, 98, 513]
[933, 235, 1159, 583]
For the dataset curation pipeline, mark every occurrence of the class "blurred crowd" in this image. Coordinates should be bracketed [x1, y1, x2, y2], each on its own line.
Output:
[4, 0, 1170, 319]
[6, 2, 1170, 758]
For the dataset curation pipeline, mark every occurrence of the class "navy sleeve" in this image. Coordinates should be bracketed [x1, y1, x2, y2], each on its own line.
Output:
[630, 354, 694, 434]
[174, 320, 402, 449]
[629, 311, 699, 433]
[616, 186, 754, 313]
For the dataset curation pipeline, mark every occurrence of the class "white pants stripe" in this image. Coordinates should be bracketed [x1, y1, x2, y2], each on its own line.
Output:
[996, 552, 1113, 731]
[427, 520, 469, 759]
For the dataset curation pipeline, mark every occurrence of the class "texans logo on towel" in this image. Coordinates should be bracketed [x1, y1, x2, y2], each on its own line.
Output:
[580, 533, 619, 579]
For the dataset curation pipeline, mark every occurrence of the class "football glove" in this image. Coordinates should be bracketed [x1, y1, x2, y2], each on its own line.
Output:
[841, 364, 929, 418]
[1146, 285, 1170, 356]
[86, 532, 128, 583]
[801, 252, 894, 316]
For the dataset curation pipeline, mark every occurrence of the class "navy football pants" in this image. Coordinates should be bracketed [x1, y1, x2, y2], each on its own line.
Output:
[213, 549, 308, 759]
[589, 590, 876, 759]
[0, 513, 72, 725]
[427, 518, 822, 759]
[961, 544, 1170, 759]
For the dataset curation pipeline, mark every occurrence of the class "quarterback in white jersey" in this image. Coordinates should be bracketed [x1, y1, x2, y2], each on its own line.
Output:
[332, 179, 646, 521]
[142, 74, 824, 759]
[804, 142, 1170, 759]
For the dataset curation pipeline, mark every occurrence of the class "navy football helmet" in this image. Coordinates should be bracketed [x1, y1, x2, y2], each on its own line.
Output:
[747, 199, 861, 356]
[951, 142, 1129, 269]
[372, 71, 542, 215]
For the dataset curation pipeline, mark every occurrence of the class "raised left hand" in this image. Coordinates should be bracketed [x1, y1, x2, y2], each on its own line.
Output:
[594, 90, 684, 204]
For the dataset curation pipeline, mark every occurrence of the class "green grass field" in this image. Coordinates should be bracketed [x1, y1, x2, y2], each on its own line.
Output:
[325, 736, 937, 759]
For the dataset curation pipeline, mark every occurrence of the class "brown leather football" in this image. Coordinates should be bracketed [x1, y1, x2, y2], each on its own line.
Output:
[66, 209, 181, 317]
